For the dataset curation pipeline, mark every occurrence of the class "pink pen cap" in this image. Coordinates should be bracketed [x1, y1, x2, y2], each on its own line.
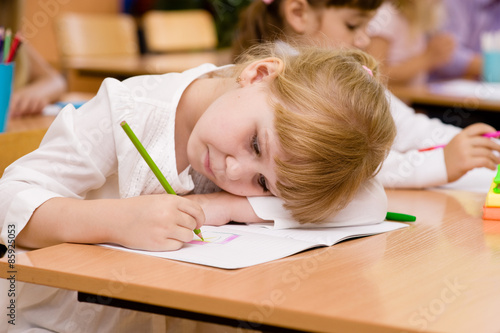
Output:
[417, 144, 447, 152]
[483, 130, 500, 138]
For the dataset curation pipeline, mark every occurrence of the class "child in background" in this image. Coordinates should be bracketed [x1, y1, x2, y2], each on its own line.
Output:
[0, 44, 395, 331]
[0, 0, 66, 117]
[233, 0, 500, 189]
[431, 0, 500, 81]
[366, 0, 455, 87]
[233, 0, 380, 58]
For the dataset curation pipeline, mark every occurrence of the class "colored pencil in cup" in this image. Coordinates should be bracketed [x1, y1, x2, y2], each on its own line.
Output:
[0, 27, 5, 62]
[418, 130, 500, 152]
[120, 121, 204, 241]
[2, 28, 11, 63]
[6, 32, 22, 63]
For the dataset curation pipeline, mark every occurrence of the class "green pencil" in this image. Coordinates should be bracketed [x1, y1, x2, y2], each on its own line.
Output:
[3, 29, 12, 63]
[120, 121, 204, 241]
[385, 211, 416, 222]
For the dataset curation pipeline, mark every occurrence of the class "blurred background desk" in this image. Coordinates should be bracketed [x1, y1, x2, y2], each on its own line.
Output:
[1, 188, 500, 333]
[391, 82, 500, 128]
[391, 84, 500, 112]
[65, 49, 232, 92]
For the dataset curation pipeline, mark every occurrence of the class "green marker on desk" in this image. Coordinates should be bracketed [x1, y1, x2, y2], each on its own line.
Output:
[386, 212, 416, 222]
[120, 121, 204, 241]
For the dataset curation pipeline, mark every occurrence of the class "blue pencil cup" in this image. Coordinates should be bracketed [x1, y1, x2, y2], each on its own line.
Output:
[483, 51, 500, 83]
[0, 63, 15, 133]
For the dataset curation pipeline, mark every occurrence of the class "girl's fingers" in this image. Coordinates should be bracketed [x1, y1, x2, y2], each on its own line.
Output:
[463, 123, 497, 137]
[169, 223, 198, 243]
[158, 239, 185, 251]
[176, 197, 206, 229]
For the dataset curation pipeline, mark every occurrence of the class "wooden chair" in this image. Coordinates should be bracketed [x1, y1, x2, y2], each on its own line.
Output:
[142, 10, 217, 53]
[56, 12, 140, 58]
[0, 129, 47, 176]
[55, 12, 140, 92]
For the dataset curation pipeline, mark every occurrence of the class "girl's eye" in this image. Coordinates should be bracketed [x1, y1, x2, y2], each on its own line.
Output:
[346, 23, 359, 31]
[258, 174, 269, 193]
[252, 135, 268, 192]
[252, 134, 261, 156]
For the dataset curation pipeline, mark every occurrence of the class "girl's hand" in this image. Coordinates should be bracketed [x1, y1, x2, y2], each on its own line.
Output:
[111, 194, 205, 251]
[444, 123, 500, 182]
[426, 33, 455, 69]
[186, 191, 266, 226]
[9, 89, 49, 117]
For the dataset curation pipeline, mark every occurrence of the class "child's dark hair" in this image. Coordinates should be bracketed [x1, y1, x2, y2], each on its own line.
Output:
[232, 0, 384, 59]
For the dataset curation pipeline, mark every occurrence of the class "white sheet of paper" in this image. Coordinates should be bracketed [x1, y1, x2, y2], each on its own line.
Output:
[438, 167, 494, 193]
[101, 222, 407, 269]
[429, 80, 500, 101]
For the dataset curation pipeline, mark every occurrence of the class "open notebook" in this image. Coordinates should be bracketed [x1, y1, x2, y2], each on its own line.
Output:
[102, 222, 407, 269]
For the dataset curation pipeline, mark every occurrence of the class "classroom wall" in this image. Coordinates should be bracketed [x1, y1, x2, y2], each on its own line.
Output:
[22, 0, 121, 68]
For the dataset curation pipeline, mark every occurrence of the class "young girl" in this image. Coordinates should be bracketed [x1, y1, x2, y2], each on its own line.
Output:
[233, 0, 500, 189]
[0, 45, 395, 331]
[366, 0, 455, 87]
[233, 0, 383, 58]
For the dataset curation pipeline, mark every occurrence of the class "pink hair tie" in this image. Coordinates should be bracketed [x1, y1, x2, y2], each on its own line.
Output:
[262, 0, 274, 4]
[362, 65, 373, 77]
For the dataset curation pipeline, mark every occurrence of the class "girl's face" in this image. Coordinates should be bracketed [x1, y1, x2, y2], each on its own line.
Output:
[187, 82, 283, 197]
[308, 7, 376, 50]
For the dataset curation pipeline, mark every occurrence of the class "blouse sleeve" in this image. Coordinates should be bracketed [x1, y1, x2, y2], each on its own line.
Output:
[248, 176, 388, 229]
[367, 3, 399, 41]
[381, 92, 461, 188]
[0, 78, 134, 245]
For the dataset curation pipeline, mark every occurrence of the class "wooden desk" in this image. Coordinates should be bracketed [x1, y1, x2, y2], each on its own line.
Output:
[65, 49, 232, 92]
[5, 92, 93, 133]
[2, 189, 500, 333]
[390, 84, 500, 112]
[6, 116, 55, 133]
[66, 49, 232, 77]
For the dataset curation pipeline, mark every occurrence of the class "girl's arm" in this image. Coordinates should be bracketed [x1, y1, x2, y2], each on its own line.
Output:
[10, 43, 67, 117]
[366, 34, 455, 86]
[17, 194, 205, 251]
[367, 37, 429, 86]
[1, 77, 202, 250]
[186, 192, 267, 226]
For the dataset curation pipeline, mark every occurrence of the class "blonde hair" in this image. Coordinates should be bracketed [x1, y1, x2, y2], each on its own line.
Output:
[232, 0, 384, 60]
[389, 0, 445, 36]
[234, 44, 396, 223]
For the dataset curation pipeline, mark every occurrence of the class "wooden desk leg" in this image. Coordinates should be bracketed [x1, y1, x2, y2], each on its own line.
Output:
[77, 292, 306, 333]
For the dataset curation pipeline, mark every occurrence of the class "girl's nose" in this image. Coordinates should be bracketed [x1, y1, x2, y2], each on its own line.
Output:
[355, 31, 371, 50]
[226, 156, 244, 181]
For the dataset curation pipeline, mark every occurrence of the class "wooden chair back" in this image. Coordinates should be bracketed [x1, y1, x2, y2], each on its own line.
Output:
[142, 10, 217, 53]
[0, 129, 47, 176]
[56, 12, 140, 59]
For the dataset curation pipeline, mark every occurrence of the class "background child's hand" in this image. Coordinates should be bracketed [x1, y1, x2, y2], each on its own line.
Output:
[113, 194, 205, 251]
[9, 88, 50, 117]
[186, 192, 266, 226]
[444, 123, 500, 182]
[426, 33, 455, 69]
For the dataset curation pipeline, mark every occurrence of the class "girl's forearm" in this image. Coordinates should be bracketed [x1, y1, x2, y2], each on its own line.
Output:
[186, 192, 267, 225]
[383, 54, 430, 86]
[16, 197, 118, 249]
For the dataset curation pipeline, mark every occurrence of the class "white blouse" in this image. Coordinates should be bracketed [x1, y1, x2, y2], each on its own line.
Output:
[0, 64, 219, 244]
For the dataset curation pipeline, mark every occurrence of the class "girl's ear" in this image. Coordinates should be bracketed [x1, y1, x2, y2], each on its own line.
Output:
[239, 57, 284, 86]
[283, 0, 314, 34]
